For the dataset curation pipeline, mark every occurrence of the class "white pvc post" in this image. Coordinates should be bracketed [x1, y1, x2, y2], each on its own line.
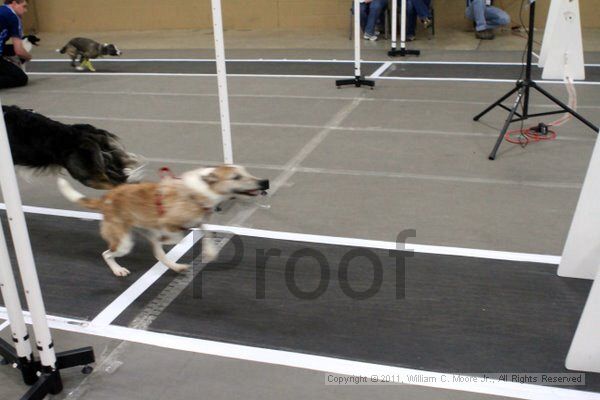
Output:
[0, 221, 33, 361]
[390, 0, 407, 50]
[0, 98, 57, 370]
[400, 0, 407, 50]
[566, 267, 600, 373]
[353, 0, 362, 77]
[210, 0, 234, 164]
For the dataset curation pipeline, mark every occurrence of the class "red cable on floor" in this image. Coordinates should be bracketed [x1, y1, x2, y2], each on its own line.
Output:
[504, 126, 557, 146]
[504, 77, 576, 147]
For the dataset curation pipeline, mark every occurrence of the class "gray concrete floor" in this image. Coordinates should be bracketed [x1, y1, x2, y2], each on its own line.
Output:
[1, 29, 599, 399]
[0, 328, 514, 400]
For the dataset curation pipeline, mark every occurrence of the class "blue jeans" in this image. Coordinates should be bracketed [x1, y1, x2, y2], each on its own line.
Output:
[404, 0, 431, 36]
[358, 0, 389, 36]
[465, 0, 510, 32]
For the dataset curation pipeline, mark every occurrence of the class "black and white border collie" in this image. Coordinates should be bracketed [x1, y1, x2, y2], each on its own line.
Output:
[3, 105, 143, 189]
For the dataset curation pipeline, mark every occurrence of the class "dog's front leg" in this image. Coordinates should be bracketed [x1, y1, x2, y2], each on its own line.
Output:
[201, 230, 218, 264]
[84, 59, 96, 72]
[150, 238, 190, 273]
[102, 233, 134, 277]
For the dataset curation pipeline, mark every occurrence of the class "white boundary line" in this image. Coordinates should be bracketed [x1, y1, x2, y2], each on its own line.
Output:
[0, 308, 596, 400]
[25, 71, 600, 85]
[90, 232, 200, 326]
[370, 61, 393, 78]
[0, 319, 9, 332]
[202, 224, 560, 264]
[37, 114, 597, 143]
[0, 204, 560, 264]
[17, 90, 600, 110]
[29, 58, 600, 67]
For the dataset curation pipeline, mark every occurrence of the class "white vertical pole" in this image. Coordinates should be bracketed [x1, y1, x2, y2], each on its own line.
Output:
[391, 0, 398, 49]
[0, 221, 33, 361]
[210, 0, 234, 164]
[400, 0, 407, 50]
[354, 0, 362, 77]
[0, 98, 57, 369]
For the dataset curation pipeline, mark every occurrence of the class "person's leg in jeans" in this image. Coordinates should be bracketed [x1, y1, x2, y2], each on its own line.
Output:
[0, 58, 28, 89]
[405, 0, 417, 38]
[364, 0, 388, 36]
[465, 0, 488, 32]
[484, 6, 510, 30]
[410, 0, 431, 20]
[358, 2, 369, 33]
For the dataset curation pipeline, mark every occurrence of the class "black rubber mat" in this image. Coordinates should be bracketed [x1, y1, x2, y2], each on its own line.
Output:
[141, 235, 599, 392]
[26, 60, 600, 81]
[0, 212, 167, 320]
[27, 60, 383, 77]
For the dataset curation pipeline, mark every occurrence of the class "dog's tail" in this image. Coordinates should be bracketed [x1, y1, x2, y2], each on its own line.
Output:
[57, 46, 67, 54]
[57, 178, 103, 210]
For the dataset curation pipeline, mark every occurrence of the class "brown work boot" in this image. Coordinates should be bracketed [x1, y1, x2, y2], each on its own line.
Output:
[475, 29, 495, 40]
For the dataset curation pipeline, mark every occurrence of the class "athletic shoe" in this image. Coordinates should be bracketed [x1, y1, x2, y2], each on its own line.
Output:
[475, 29, 495, 40]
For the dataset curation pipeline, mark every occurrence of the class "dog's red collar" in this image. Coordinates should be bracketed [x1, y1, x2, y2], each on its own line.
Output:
[155, 191, 166, 216]
[156, 167, 178, 216]
[159, 167, 178, 180]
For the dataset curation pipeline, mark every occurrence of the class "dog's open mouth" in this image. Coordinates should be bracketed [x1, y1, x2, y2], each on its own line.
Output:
[234, 189, 262, 197]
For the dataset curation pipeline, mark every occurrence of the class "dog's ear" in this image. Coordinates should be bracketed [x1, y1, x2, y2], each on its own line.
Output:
[202, 172, 219, 184]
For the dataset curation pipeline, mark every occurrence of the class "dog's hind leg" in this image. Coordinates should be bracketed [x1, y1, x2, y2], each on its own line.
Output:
[75, 54, 85, 71]
[101, 223, 134, 276]
[150, 237, 190, 273]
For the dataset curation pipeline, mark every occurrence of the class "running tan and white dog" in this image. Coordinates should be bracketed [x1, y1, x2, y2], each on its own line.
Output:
[57, 165, 269, 277]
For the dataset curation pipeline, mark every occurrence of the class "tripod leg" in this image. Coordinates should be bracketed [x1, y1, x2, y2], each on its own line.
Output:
[532, 83, 599, 132]
[474, 84, 520, 121]
[489, 88, 524, 160]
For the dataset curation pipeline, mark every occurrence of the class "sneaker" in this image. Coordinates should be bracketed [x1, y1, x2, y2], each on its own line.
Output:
[475, 29, 495, 40]
[406, 35, 416, 42]
[363, 33, 378, 41]
[421, 18, 432, 29]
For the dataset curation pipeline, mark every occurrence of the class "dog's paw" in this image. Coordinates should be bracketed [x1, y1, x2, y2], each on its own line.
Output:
[112, 267, 131, 277]
[202, 246, 219, 264]
[169, 263, 190, 273]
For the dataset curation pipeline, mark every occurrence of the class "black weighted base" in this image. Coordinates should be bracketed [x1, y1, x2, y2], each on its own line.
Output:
[0, 337, 94, 400]
[336, 76, 375, 88]
[0, 338, 37, 385]
[388, 47, 421, 57]
[21, 368, 63, 400]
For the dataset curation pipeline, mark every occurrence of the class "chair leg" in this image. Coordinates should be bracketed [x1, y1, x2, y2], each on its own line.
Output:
[384, 7, 390, 39]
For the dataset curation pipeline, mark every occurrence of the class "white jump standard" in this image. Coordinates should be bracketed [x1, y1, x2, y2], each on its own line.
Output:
[336, 0, 375, 88]
[0, 98, 95, 400]
[388, 0, 421, 57]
